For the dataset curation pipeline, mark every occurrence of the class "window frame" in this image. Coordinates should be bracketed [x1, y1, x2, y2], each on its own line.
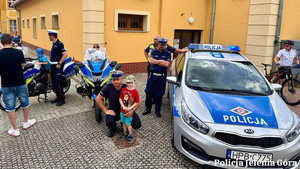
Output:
[118, 14, 143, 31]
[22, 19, 25, 28]
[26, 18, 30, 28]
[9, 20, 17, 33]
[115, 9, 150, 32]
[51, 12, 60, 29]
[40, 14, 46, 29]
[32, 17, 37, 39]
[8, 0, 15, 8]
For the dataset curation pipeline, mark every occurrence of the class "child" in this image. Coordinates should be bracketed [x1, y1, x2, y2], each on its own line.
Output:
[119, 75, 140, 143]
[36, 48, 52, 87]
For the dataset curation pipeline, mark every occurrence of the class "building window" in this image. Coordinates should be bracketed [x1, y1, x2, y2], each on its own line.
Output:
[52, 14, 59, 28]
[9, 20, 17, 33]
[33, 18, 37, 39]
[41, 16, 46, 29]
[118, 14, 143, 31]
[22, 19, 25, 28]
[8, 0, 15, 8]
[27, 18, 30, 28]
[115, 9, 150, 32]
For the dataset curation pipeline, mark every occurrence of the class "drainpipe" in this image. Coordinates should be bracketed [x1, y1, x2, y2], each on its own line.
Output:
[272, 0, 284, 71]
[14, 7, 22, 36]
[209, 0, 216, 44]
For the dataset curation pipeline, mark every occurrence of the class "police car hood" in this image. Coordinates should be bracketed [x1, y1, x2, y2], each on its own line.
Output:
[185, 88, 294, 130]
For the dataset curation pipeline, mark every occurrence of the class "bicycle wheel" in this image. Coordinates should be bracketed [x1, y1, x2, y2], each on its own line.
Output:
[281, 77, 300, 106]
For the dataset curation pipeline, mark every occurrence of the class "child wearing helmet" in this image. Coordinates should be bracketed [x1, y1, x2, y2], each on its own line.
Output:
[36, 48, 52, 87]
[119, 74, 140, 143]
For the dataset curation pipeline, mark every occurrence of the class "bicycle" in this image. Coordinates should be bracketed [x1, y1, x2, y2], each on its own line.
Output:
[262, 63, 300, 106]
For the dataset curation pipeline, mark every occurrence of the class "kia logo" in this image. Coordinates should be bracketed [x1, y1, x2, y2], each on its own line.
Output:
[244, 129, 254, 134]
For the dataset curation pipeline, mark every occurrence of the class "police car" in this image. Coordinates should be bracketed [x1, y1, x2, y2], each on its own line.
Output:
[167, 44, 300, 168]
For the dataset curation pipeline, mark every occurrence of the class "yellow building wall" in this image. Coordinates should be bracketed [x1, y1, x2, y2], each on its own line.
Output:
[213, 0, 250, 55]
[105, 0, 210, 63]
[17, 0, 83, 60]
[280, 0, 300, 40]
[160, 0, 211, 45]
[0, 0, 18, 34]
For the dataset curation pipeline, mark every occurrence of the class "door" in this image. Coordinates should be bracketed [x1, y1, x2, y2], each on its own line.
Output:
[173, 30, 201, 58]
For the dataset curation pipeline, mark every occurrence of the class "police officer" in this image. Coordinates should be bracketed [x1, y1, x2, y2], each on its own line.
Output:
[143, 38, 171, 117]
[144, 35, 188, 74]
[48, 30, 68, 106]
[96, 70, 141, 137]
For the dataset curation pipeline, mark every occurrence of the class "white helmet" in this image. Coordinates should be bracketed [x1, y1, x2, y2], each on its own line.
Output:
[91, 50, 106, 62]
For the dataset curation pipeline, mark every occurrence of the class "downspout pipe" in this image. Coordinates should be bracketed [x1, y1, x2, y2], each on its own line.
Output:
[272, 0, 284, 71]
[14, 7, 22, 36]
[209, 0, 216, 44]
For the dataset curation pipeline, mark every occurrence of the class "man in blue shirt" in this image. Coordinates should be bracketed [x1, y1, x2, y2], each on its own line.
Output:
[143, 38, 171, 117]
[48, 30, 68, 106]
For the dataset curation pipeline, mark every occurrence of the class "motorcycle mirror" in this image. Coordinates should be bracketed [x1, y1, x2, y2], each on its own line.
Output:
[110, 61, 117, 67]
[115, 64, 121, 70]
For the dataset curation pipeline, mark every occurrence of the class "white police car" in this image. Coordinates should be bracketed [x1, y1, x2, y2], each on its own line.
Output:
[167, 44, 300, 168]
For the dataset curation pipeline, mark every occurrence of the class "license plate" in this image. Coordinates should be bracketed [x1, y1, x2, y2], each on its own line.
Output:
[227, 150, 273, 162]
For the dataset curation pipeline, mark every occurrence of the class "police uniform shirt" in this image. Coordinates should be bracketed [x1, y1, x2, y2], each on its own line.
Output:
[276, 48, 298, 66]
[149, 49, 171, 73]
[99, 83, 127, 114]
[50, 39, 66, 62]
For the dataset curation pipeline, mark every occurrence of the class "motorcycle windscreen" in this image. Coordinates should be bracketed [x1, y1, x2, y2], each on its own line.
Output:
[81, 65, 93, 78]
[90, 60, 105, 73]
[102, 64, 114, 78]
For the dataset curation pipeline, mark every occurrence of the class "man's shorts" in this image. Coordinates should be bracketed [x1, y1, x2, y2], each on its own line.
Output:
[278, 66, 292, 79]
[2, 84, 30, 112]
[120, 112, 133, 126]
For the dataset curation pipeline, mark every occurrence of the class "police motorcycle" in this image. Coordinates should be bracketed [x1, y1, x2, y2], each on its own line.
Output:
[0, 57, 76, 111]
[74, 49, 121, 122]
[13, 42, 29, 56]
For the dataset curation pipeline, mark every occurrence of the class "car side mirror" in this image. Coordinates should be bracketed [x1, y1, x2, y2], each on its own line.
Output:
[271, 83, 282, 91]
[167, 76, 179, 85]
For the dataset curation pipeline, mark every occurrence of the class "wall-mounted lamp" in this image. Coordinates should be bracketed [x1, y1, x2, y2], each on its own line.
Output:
[188, 17, 194, 24]
[189, 11, 194, 24]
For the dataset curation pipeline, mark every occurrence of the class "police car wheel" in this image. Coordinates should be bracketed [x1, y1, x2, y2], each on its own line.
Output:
[0, 91, 21, 112]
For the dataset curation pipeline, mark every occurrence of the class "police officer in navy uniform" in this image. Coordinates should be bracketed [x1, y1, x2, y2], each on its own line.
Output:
[143, 38, 171, 117]
[48, 30, 68, 106]
[96, 70, 141, 137]
[144, 35, 188, 74]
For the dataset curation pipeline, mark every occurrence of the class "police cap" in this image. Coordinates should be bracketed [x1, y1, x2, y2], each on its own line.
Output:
[111, 70, 124, 79]
[158, 38, 168, 46]
[48, 29, 58, 36]
[284, 40, 294, 45]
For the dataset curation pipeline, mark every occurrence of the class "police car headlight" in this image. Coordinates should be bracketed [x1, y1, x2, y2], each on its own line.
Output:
[286, 113, 300, 142]
[181, 101, 209, 135]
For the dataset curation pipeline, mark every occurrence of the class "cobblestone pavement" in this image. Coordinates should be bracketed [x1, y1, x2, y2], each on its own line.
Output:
[0, 47, 202, 168]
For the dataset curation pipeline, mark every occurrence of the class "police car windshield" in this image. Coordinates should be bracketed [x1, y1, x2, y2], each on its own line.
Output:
[185, 59, 272, 95]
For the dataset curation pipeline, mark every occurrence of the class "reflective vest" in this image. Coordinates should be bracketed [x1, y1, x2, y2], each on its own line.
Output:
[147, 44, 156, 62]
